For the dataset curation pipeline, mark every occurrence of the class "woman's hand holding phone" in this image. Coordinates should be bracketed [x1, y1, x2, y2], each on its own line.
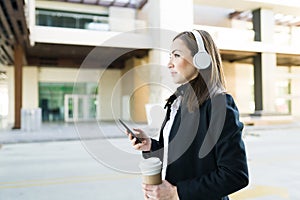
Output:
[126, 128, 151, 151]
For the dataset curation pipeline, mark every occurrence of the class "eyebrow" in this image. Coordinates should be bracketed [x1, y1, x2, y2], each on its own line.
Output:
[170, 49, 182, 54]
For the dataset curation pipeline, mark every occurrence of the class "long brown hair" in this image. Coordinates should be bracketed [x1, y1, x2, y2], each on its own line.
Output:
[172, 30, 226, 112]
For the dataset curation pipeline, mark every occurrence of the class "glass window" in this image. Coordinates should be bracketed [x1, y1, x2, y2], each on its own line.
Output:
[275, 67, 291, 114]
[36, 9, 109, 31]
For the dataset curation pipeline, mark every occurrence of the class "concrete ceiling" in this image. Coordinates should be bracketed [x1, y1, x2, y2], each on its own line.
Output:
[194, 0, 300, 17]
[0, 0, 29, 65]
[26, 43, 149, 68]
[220, 50, 300, 66]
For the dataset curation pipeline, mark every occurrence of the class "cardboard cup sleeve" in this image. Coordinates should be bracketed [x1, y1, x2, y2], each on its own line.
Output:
[139, 157, 162, 185]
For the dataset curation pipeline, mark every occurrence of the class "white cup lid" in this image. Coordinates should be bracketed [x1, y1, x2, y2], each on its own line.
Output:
[139, 157, 162, 175]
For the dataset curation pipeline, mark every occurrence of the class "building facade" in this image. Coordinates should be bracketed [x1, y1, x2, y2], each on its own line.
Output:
[0, 0, 300, 129]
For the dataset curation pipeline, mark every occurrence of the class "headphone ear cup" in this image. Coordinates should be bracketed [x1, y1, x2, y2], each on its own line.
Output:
[193, 52, 211, 70]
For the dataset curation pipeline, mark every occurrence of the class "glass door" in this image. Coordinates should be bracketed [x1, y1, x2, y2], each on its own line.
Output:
[64, 94, 98, 122]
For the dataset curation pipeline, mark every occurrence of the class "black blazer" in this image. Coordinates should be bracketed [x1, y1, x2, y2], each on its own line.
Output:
[143, 93, 249, 200]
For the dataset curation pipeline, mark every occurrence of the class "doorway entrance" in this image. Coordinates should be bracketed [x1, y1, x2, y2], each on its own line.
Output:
[39, 82, 98, 122]
[64, 94, 98, 122]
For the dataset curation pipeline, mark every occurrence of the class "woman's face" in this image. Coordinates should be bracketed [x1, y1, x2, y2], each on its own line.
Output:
[168, 38, 198, 84]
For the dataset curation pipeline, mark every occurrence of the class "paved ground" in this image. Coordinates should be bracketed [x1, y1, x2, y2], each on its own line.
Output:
[235, 124, 300, 200]
[0, 121, 300, 200]
[0, 121, 160, 144]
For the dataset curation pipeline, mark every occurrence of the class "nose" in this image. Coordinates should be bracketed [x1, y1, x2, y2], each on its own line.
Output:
[168, 58, 174, 68]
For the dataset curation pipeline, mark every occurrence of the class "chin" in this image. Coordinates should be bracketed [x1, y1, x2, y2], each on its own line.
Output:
[173, 80, 185, 85]
[172, 76, 187, 85]
[172, 78, 180, 84]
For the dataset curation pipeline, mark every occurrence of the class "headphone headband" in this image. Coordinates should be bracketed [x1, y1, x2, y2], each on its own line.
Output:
[192, 30, 206, 53]
[191, 30, 211, 70]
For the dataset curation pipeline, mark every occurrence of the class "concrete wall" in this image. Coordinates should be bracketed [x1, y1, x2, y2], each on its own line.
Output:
[98, 69, 122, 121]
[121, 57, 151, 123]
[109, 7, 136, 32]
[121, 59, 135, 121]
[235, 64, 254, 114]
[23, 67, 39, 109]
[194, 5, 232, 27]
[39, 67, 79, 83]
[223, 61, 237, 98]
[223, 62, 254, 114]
[291, 67, 300, 118]
[6, 67, 14, 125]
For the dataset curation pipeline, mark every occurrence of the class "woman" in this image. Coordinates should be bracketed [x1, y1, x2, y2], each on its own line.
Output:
[127, 30, 249, 200]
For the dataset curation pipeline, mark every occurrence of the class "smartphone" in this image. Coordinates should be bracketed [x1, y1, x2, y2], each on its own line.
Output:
[119, 119, 142, 144]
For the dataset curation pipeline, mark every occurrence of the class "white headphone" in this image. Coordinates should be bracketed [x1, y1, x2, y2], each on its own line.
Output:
[191, 30, 211, 70]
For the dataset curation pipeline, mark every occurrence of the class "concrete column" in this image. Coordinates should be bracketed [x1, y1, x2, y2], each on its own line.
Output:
[23, 67, 39, 109]
[253, 53, 263, 111]
[13, 44, 23, 129]
[124, 0, 194, 122]
[146, 0, 194, 103]
[252, 8, 277, 114]
[132, 58, 149, 122]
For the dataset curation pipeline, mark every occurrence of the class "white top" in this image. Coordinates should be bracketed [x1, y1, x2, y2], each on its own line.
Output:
[162, 96, 182, 179]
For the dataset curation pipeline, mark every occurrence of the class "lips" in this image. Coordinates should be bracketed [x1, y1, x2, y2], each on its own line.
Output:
[170, 71, 177, 76]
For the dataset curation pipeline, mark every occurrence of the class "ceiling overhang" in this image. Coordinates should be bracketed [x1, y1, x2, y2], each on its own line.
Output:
[0, 0, 29, 65]
[26, 43, 149, 69]
[220, 50, 300, 66]
[50, 0, 148, 9]
[229, 10, 300, 26]
[194, 0, 300, 17]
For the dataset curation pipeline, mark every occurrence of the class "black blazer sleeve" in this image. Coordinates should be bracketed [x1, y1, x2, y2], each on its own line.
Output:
[142, 138, 164, 159]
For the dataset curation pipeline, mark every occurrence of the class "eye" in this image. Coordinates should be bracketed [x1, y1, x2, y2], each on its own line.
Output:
[169, 52, 181, 59]
[174, 53, 180, 58]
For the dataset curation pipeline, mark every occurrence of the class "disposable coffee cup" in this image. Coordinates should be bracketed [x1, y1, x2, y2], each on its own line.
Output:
[139, 157, 162, 185]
